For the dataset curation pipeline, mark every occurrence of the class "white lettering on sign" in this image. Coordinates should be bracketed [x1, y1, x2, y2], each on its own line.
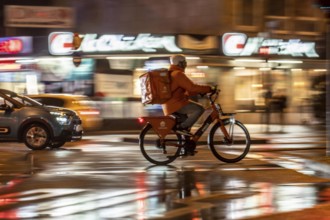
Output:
[222, 33, 319, 58]
[49, 32, 182, 55]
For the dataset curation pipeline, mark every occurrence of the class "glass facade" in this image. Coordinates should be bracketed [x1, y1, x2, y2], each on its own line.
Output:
[0, 0, 327, 124]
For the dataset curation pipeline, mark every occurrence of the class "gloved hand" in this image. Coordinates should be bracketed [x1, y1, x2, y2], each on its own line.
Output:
[210, 85, 218, 94]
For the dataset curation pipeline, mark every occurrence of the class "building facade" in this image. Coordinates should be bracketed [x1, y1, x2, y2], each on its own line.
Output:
[0, 0, 328, 124]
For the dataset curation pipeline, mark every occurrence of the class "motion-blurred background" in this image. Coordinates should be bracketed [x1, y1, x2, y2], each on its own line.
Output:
[0, 0, 329, 130]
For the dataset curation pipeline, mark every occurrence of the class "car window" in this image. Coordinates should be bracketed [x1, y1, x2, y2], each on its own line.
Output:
[0, 97, 14, 108]
[12, 96, 41, 107]
[34, 97, 65, 107]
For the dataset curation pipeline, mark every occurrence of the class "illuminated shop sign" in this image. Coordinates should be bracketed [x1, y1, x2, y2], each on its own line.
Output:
[222, 33, 319, 58]
[0, 36, 32, 55]
[48, 32, 182, 55]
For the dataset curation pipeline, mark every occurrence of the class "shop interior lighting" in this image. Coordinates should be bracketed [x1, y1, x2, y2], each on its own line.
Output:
[135, 68, 147, 71]
[186, 56, 200, 60]
[36, 57, 73, 62]
[106, 56, 149, 60]
[233, 67, 246, 70]
[234, 59, 265, 63]
[268, 60, 303, 64]
[313, 69, 327, 72]
[0, 64, 21, 70]
[196, 66, 209, 69]
[234, 71, 257, 76]
[259, 67, 271, 71]
[294, 81, 305, 87]
[0, 57, 29, 63]
[291, 69, 302, 72]
[15, 59, 37, 64]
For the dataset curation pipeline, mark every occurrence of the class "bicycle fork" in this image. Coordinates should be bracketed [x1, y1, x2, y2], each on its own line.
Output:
[221, 116, 235, 144]
[193, 110, 234, 144]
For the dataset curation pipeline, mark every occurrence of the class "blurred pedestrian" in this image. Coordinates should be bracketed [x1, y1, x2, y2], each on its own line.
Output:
[271, 89, 287, 131]
[263, 88, 273, 131]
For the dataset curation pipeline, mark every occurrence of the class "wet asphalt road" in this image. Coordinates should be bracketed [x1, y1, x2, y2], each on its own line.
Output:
[0, 135, 329, 219]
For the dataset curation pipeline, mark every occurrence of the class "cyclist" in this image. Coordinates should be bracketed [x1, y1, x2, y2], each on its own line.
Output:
[162, 54, 215, 136]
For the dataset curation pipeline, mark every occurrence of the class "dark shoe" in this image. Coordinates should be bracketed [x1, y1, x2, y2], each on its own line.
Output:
[182, 139, 197, 156]
[156, 139, 162, 149]
[176, 129, 193, 137]
[180, 147, 197, 156]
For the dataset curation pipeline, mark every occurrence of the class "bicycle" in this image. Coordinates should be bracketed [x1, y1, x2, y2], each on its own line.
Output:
[138, 88, 251, 165]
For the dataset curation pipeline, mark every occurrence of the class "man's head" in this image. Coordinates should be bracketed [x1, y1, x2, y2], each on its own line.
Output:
[170, 54, 187, 69]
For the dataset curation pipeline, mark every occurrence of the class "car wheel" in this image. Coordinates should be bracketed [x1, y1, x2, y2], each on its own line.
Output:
[49, 141, 66, 148]
[23, 124, 50, 150]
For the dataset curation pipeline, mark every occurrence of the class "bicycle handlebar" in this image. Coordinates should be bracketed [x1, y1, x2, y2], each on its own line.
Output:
[207, 87, 220, 103]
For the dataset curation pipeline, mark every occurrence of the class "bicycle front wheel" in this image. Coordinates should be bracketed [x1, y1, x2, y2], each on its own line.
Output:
[208, 119, 251, 163]
[139, 124, 182, 165]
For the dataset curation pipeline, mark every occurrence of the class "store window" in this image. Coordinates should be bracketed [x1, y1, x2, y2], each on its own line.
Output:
[233, 0, 259, 30]
[234, 69, 262, 112]
[294, 20, 318, 32]
[264, 0, 287, 33]
[294, 0, 316, 17]
[265, 0, 285, 16]
[237, 0, 254, 26]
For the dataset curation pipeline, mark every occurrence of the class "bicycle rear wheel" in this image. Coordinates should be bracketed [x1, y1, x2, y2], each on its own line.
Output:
[208, 119, 250, 163]
[139, 124, 182, 165]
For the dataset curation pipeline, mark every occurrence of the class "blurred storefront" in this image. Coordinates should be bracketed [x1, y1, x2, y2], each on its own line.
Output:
[0, 32, 327, 124]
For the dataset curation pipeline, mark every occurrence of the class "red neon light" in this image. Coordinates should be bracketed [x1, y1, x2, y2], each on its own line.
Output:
[0, 39, 23, 54]
[63, 42, 73, 48]
[0, 60, 15, 64]
[259, 47, 270, 55]
[236, 43, 244, 49]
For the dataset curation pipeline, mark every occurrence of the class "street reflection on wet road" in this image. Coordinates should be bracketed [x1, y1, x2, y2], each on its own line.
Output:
[0, 140, 329, 219]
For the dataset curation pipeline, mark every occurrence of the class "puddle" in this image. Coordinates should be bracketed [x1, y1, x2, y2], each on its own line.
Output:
[0, 150, 329, 219]
[135, 168, 330, 219]
[0, 169, 328, 219]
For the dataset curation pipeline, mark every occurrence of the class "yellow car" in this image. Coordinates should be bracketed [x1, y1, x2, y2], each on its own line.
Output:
[28, 94, 103, 131]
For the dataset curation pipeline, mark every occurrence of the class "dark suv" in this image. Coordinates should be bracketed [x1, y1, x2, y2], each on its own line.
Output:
[0, 89, 83, 150]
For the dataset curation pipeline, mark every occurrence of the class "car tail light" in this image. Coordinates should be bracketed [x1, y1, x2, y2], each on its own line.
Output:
[138, 117, 145, 124]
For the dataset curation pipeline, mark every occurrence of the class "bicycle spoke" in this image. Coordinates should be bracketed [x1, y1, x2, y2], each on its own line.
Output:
[140, 125, 182, 165]
[209, 120, 250, 163]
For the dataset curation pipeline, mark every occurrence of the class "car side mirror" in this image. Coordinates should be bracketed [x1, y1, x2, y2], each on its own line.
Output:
[0, 104, 12, 111]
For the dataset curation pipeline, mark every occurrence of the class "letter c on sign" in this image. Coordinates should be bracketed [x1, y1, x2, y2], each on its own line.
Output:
[222, 33, 247, 56]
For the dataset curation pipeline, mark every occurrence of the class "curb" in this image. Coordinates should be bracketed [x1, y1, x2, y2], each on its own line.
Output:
[120, 137, 268, 145]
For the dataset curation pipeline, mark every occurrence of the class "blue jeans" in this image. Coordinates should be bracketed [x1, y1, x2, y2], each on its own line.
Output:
[176, 100, 205, 129]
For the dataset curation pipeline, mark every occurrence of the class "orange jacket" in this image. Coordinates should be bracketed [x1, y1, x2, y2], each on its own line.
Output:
[161, 65, 212, 115]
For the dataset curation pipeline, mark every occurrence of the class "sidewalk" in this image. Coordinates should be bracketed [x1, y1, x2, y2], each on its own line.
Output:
[86, 122, 326, 145]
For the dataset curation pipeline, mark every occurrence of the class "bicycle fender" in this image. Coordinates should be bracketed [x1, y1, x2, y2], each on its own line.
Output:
[139, 118, 176, 139]
[139, 123, 152, 141]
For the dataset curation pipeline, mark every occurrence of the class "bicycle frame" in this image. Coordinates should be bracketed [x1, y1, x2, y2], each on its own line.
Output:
[191, 91, 234, 144]
[139, 89, 251, 165]
[139, 90, 233, 144]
